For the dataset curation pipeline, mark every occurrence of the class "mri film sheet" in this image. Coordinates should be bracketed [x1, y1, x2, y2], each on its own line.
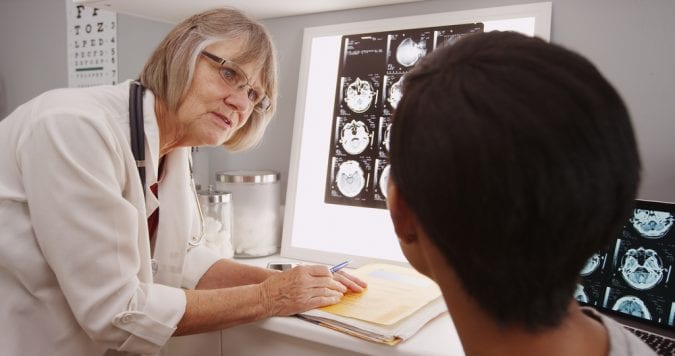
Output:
[324, 22, 484, 209]
[577, 249, 612, 306]
[610, 238, 672, 293]
[602, 286, 673, 326]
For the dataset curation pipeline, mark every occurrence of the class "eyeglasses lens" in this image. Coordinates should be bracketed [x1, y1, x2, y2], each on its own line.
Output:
[203, 51, 270, 113]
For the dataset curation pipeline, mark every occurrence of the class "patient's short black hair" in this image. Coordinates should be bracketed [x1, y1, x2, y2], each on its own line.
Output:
[389, 31, 640, 330]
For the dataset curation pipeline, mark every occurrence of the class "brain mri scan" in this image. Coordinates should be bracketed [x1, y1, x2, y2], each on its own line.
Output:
[620, 247, 664, 290]
[630, 209, 674, 238]
[442, 33, 465, 47]
[387, 76, 404, 109]
[612, 295, 652, 320]
[344, 78, 375, 113]
[580, 253, 602, 276]
[336, 160, 366, 198]
[339, 120, 371, 155]
[379, 164, 390, 198]
[395, 37, 427, 67]
[383, 123, 392, 152]
[574, 284, 589, 303]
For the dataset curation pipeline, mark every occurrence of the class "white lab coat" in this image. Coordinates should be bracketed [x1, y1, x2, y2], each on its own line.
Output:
[0, 80, 221, 355]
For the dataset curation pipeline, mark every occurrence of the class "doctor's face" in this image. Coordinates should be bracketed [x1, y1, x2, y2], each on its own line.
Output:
[173, 39, 266, 147]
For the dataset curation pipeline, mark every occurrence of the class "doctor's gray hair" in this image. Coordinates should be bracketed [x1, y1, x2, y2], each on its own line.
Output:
[139, 7, 277, 151]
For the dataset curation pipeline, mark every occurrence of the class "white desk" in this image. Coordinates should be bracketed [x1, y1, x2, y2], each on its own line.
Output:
[165, 255, 465, 356]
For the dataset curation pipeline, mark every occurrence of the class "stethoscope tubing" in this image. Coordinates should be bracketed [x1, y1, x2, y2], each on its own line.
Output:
[129, 81, 205, 247]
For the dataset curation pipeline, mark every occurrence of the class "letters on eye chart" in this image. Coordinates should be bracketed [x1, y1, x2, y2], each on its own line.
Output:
[66, 1, 118, 87]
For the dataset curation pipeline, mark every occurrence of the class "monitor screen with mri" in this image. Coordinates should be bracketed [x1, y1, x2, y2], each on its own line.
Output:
[576, 200, 675, 329]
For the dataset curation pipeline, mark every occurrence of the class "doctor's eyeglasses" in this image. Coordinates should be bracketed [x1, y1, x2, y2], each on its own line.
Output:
[200, 50, 271, 114]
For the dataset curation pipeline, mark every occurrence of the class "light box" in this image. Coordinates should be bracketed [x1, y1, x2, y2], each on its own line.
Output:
[282, 3, 552, 267]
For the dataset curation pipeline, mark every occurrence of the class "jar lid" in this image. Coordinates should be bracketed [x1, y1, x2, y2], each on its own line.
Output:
[216, 170, 280, 184]
[197, 189, 232, 204]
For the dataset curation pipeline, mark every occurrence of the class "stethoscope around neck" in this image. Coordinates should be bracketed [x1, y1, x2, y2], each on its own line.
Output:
[128, 81, 205, 248]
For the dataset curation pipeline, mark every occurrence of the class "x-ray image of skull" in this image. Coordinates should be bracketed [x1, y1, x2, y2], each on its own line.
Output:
[379, 164, 390, 199]
[630, 209, 674, 239]
[340, 120, 370, 155]
[620, 247, 665, 290]
[580, 253, 602, 276]
[612, 295, 652, 320]
[387, 76, 404, 109]
[395, 37, 427, 67]
[344, 78, 375, 113]
[383, 123, 392, 152]
[441, 33, 465, 48]
[574, 284, 589, 303]
[336, 160, 366, 198]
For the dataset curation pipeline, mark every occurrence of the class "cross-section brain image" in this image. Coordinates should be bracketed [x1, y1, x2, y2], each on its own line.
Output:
[580, 253, 601, 276]
[344, 77, 375, 113]
[612, 295, 652, 320]
[379, 164, 390, 199]
[395, 37, 427, 67]
[383, 123, 392, 152]
[340, 120, 370, 155]
[630, 209, 674, 238]
[387, 76, 403, 110]
[620, 247, 664, 290]
[574, 284, 588, 303]
[336, 160, 366, 198]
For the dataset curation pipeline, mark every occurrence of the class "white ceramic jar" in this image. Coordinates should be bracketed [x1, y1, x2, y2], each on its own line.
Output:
[215, 170, 281, 257]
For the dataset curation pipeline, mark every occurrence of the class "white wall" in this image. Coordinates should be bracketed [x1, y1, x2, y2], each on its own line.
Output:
[0, 0, 67, 119]
[0, 0, 172, 118]
[1, 0, 673, 202]
[238, 0, 674, 202]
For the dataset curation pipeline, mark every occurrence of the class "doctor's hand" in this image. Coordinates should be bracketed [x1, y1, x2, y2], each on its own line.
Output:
[332, 270, 367, 293]
[259, 265, 348, 316]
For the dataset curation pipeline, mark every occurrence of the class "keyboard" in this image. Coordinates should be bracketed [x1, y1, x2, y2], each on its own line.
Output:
[624, 326, 675, 356]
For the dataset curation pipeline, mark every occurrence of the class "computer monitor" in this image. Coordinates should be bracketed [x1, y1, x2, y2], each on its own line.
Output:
[576, 199, 675, 330]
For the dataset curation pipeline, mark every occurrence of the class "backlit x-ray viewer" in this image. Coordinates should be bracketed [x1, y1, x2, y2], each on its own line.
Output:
[282, 2, 552, 266]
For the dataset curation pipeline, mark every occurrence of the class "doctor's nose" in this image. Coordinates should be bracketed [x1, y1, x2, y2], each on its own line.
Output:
[225, 87, 253, 113]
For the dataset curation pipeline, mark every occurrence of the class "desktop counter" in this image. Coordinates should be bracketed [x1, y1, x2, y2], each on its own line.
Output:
[164, 254, 465, 356]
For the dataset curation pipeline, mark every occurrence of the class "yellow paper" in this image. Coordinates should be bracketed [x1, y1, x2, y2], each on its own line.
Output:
[320, 263, 441, 325]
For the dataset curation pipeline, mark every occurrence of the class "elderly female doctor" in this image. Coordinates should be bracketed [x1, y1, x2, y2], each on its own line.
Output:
[0, 8, 366, 356]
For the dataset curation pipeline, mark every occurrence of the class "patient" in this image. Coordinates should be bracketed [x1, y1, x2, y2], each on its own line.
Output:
[386, 31, 655, 356]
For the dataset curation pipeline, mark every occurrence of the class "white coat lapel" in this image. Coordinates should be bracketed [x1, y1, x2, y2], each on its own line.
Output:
[153, 147, 194, 287]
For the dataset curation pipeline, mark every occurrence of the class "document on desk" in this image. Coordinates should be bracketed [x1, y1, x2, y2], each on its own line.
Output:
[298, 263, 447, 345]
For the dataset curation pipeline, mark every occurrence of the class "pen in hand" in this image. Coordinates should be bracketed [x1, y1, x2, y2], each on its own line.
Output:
[329, 259, 352, 273]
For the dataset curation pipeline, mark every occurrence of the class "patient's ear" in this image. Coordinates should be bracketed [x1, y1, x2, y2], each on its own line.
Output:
[387, 178, 433, 276]
[386, 180, 418, 244]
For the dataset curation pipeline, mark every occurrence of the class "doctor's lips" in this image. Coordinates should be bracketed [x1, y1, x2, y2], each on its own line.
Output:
[212, 112, 232, 127]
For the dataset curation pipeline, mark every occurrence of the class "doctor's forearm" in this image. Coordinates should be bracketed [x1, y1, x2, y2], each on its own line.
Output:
[174, 284, 269, 336]
[194, 258, 276, 289]
[175, 264, 347, 336]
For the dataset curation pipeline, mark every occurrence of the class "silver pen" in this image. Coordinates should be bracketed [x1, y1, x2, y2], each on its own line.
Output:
[329, 259, 352, 273]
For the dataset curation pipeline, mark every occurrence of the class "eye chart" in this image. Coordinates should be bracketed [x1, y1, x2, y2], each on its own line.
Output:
[66, 1, 118, 87]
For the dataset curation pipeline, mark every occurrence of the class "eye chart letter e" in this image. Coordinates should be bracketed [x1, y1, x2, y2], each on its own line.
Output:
[66, 1, 118, 88]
